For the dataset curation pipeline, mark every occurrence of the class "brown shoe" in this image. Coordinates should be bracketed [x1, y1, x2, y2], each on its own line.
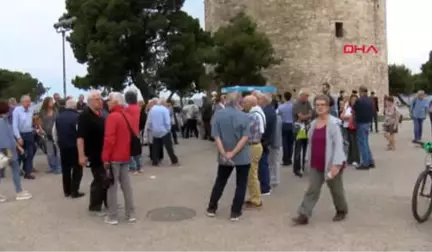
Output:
[332, 211, 347, 222]
[244, 200, 262, 209]
[32, 168, 38, 173]
[292, 215, 308, 225]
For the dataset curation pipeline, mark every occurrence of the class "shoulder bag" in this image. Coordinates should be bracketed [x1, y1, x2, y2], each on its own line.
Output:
[119, 112, 142, 156]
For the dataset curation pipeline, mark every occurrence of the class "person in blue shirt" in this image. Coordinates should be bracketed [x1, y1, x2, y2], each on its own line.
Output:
[12, 95, 36, 180]
[148, 99, 179, 166]
[0, 99, 33, 201]
[410, 90, 429, 143]
[278, 91, 294, 166]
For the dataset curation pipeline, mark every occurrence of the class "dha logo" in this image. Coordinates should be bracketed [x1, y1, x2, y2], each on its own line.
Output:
[343, 44, 379, 54]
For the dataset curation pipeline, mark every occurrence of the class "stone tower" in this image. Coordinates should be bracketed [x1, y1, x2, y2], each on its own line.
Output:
[205, 0, 388, 98]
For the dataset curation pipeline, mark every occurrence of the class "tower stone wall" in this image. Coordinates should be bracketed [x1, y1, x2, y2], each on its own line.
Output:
[204, 0, 389, 100]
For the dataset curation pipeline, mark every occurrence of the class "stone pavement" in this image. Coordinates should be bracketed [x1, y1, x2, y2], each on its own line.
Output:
[1, 121, 432, 250]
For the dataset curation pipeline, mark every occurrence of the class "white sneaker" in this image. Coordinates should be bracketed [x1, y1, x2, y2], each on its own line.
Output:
[104, 217, 119, 225]
[0, 194, 6, 202]
[262, 190, 272, 196]
[16, 191, 32, 201]
[127, 216, 137, 223]
[352, 162, 359, 167]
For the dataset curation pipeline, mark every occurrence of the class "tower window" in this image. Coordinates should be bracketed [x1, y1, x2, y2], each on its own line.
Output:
[335, 22, 344, 38]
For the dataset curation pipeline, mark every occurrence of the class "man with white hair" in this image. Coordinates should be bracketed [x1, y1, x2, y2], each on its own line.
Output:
[53, 98, 84, 198]
[148, 98, 179, 166]
[77, 90, 108, 214]
[410, 90, 429, 144]
[12, 95, 36, 179]
[292, 88, 312, 177]
[257, 92, 276, 195]
[102, 92, 136, 225]
[206, 92, 251, 221]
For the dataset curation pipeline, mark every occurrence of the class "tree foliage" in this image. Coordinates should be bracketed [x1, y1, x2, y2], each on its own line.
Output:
[0, 69, 48, 101]
[157, 11, 213, 98]
[211, 12, 280, 86]
[420, 51, 432, 92]
[388, 64, 416, 95]
[64, 0, 185, 99]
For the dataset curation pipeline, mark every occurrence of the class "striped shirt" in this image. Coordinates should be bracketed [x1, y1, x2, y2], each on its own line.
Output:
[247, 112, 262, 143]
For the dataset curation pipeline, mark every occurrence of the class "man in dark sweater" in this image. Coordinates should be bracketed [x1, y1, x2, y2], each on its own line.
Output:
[258, 93, 277, 195]
[54, 99, 84, 198]
[369, 91, 379, 133]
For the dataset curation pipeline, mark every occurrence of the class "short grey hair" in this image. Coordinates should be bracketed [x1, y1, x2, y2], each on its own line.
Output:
[314, 94, 330, 105]
[87, 90, 101, 101]
[108, 92, 125, 105]
[263, 93, 272, 102]
[65, 98, 76, 109]
[124, 91, 138, 105]
[225, 92, 241, 106]
[298, 88, 310, 96]
[20, 95, 31, 103]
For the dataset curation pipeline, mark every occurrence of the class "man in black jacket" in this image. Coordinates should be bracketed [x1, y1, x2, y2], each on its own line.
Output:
[54, 99, 84, 198]
[258, 93, 276, 195]
[201, 97, 213, 141]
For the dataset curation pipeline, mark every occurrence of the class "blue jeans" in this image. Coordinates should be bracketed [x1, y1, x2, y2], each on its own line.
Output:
[46, 140, 61, 173]
[356, 123, 374, 166]
[413, 118, 424, 141]
[0, 159, 23, 193]
[20, 132, 35, 175]
[258, 145, 271, 193]
[129, 155, 142, 171]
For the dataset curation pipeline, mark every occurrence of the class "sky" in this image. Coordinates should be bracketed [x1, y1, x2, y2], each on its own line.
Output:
[0, 0, 431, 98]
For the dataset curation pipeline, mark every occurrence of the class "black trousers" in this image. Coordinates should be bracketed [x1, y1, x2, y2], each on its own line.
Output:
[149, 143, 164, 163]
[293, 139, 308, 175]
[171, 125, 178, 144]
[185, 119, 198, 138]
[89, 163, 108, 211]
[370, 114, 378, 132]
[202, 119, 211, 140]
[152, 133, 178, 165]
[346, 129, 360, 164]
[208, 164, 250, 215]
[60, 147, 83, 196]
[281, 123, 294, 165]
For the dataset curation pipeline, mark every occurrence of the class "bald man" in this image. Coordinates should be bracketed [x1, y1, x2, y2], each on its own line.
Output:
[242, 95, 263, 208]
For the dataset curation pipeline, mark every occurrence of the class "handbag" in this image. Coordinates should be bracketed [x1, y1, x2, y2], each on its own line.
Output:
[119, 112, 142, 156]
[347, 117, 356, 130]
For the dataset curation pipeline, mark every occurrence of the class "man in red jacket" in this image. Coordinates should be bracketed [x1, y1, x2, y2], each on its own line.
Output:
[102, 92, 136, 225]
[124, 91, 142, 173]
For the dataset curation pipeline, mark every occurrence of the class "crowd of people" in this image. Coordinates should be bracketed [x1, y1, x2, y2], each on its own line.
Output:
[0, 82, 418, 225]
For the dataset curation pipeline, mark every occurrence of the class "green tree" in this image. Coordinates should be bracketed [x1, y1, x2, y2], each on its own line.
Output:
[388, 64, 413, 94]
[64, 0, 185, 100]
[211, 12, 280, 86]
[420, 51, 432, 92]
[0, 69, 48, 101]
[157, 11, 213, 100]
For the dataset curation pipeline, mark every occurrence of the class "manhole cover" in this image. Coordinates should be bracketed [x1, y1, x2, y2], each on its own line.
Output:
[147, 206, 196, 222]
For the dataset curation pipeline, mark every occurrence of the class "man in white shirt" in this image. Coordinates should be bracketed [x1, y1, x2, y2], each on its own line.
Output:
[251, 91, 266, 133]
[182, 100, 199, 138]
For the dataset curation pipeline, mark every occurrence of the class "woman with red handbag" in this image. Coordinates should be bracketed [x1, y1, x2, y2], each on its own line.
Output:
[340, 95, 360, 166]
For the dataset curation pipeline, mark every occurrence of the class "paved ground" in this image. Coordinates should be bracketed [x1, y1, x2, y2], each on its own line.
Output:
[1, 121, 432, 250]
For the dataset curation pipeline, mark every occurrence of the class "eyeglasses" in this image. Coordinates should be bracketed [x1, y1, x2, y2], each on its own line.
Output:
[315, 103, 328, 107]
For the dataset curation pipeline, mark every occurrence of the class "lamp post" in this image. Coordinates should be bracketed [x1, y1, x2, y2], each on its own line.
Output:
[53, 16, 76, 98]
